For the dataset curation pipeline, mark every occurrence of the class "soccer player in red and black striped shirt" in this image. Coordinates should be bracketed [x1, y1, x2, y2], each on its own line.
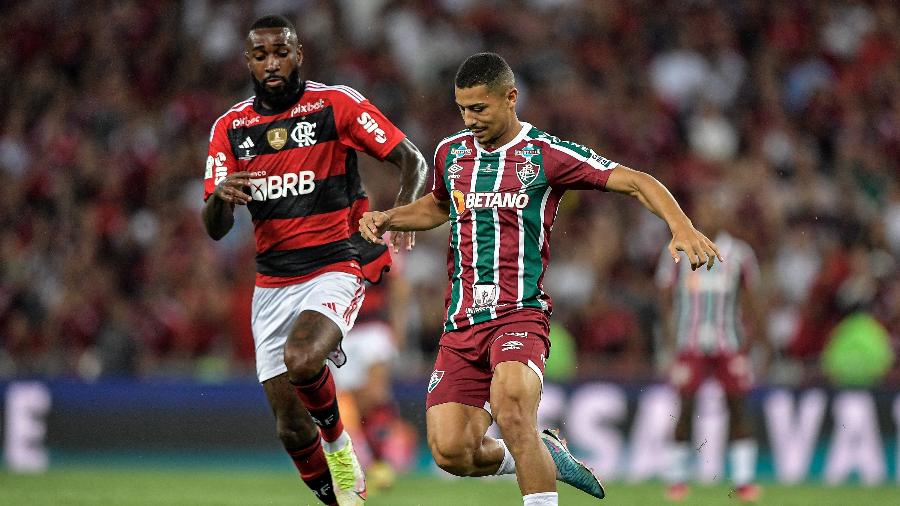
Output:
[202, 15, 427, 506]
[360, 53, 722, 506]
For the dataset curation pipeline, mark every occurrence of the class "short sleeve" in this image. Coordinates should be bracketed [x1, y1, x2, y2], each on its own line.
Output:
[431, 144, 450, 202]
[332, 88, 405, 160]
[203, 116, 238, 201]
[542, 139, 618, 190]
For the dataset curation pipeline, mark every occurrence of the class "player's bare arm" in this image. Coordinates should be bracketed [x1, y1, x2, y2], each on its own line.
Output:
[359, 194, 450, 245]
[605, 165, 723, 271]
[383, 138, 429, 252]
[202, 171, 252, 241]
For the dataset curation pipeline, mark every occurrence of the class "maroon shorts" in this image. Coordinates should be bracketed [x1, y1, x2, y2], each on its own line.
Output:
[425, 309, 550, 411]
[669, 351, 753, 395]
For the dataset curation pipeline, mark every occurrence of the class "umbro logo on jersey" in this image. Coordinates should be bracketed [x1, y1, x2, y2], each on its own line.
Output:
[501, 340, 524, 351]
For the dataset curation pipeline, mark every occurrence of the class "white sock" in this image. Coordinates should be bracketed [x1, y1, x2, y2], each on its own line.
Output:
[523, 492, 558, 505]
[494, 438, 517, 475]
[729, 438, 758, 486]
[664, 442, 691, 484]
[322, 431, 350, 453]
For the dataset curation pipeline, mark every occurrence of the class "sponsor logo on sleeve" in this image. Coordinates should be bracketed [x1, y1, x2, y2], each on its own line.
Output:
[357, 112, 387, 143]
[590, 152, 614, 169]
[207, 152, 228, 183]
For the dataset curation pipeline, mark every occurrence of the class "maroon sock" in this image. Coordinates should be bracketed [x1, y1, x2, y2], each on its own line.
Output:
[294, 366, 345, 442]
[288, 437, 337, 506]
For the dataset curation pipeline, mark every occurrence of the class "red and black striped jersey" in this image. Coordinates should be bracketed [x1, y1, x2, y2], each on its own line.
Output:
[204, 81, 404, 287]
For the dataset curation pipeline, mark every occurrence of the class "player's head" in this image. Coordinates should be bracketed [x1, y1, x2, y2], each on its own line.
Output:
[454, 53, 518, 148]
[245, 15, 303, 110]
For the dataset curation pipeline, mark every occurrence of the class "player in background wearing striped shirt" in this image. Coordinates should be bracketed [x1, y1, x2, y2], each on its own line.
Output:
[202, 15, 427, 506]
[359, 53, 722, 506]
[656, 192, 770, 503]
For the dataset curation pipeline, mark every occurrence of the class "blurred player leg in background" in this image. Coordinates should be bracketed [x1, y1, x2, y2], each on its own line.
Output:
[331, 257, 417, 493]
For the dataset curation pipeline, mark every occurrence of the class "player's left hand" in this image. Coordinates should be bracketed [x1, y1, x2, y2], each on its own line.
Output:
[668, 225, 723, 271]
[389, 231, 415, 252]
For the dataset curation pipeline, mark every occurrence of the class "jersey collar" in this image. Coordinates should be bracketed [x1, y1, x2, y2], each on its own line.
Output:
[473, 122, 532, 154]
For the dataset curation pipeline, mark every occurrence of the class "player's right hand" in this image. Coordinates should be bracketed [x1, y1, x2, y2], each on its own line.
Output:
[359, 211, 391, 246]
[213, 171, 252, 205]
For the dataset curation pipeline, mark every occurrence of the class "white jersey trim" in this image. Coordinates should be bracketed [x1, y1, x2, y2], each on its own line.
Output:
[209, 97, 254, 141]
[305, 80, 365, 103]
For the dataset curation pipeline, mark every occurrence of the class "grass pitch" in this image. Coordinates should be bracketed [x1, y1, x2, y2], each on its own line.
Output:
[1, 469, 898, 505]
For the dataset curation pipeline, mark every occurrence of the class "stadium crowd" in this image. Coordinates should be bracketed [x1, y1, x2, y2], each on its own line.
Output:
[0, 0, 898, 386]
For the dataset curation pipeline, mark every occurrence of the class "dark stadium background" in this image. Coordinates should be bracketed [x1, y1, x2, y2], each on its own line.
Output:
[0, 0, 899, 499]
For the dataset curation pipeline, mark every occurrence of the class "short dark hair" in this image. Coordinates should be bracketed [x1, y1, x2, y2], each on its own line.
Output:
[249, 14, 297, 37]
[454, 52, 515, 91]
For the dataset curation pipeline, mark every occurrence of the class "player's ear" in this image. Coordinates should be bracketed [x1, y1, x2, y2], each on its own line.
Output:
[507, 87, 518, 108]
[296, 44, 303, 66]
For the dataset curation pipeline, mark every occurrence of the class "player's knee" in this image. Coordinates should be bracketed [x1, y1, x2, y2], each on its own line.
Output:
[429, 437, 476, 476]
[275, 419, 318, 448]
[283, 345, 321, 383]
[493, 404, 532, 438]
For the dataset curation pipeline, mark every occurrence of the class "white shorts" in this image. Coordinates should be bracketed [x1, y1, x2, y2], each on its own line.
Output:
[251, 272, 365, 383]
[330, 321, 398, 391]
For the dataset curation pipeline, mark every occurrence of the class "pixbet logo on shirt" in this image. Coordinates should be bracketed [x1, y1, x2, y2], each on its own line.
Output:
[291, 99, 326, 117]
[450, 190, 530, 214]
[248, 170, 316, 201]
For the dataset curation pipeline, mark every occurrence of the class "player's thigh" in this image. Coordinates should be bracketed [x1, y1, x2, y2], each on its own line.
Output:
[262, 373, 317, 439]
[286, 273, 365, 364]
[715, 353, 754, 395]
[426, 401, 493, 456]
[490, 361, 543, 423]
[670, 353, 706, 396]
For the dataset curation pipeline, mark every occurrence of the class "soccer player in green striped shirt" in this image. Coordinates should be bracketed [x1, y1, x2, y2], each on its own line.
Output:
[360, 53, 722, 506]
